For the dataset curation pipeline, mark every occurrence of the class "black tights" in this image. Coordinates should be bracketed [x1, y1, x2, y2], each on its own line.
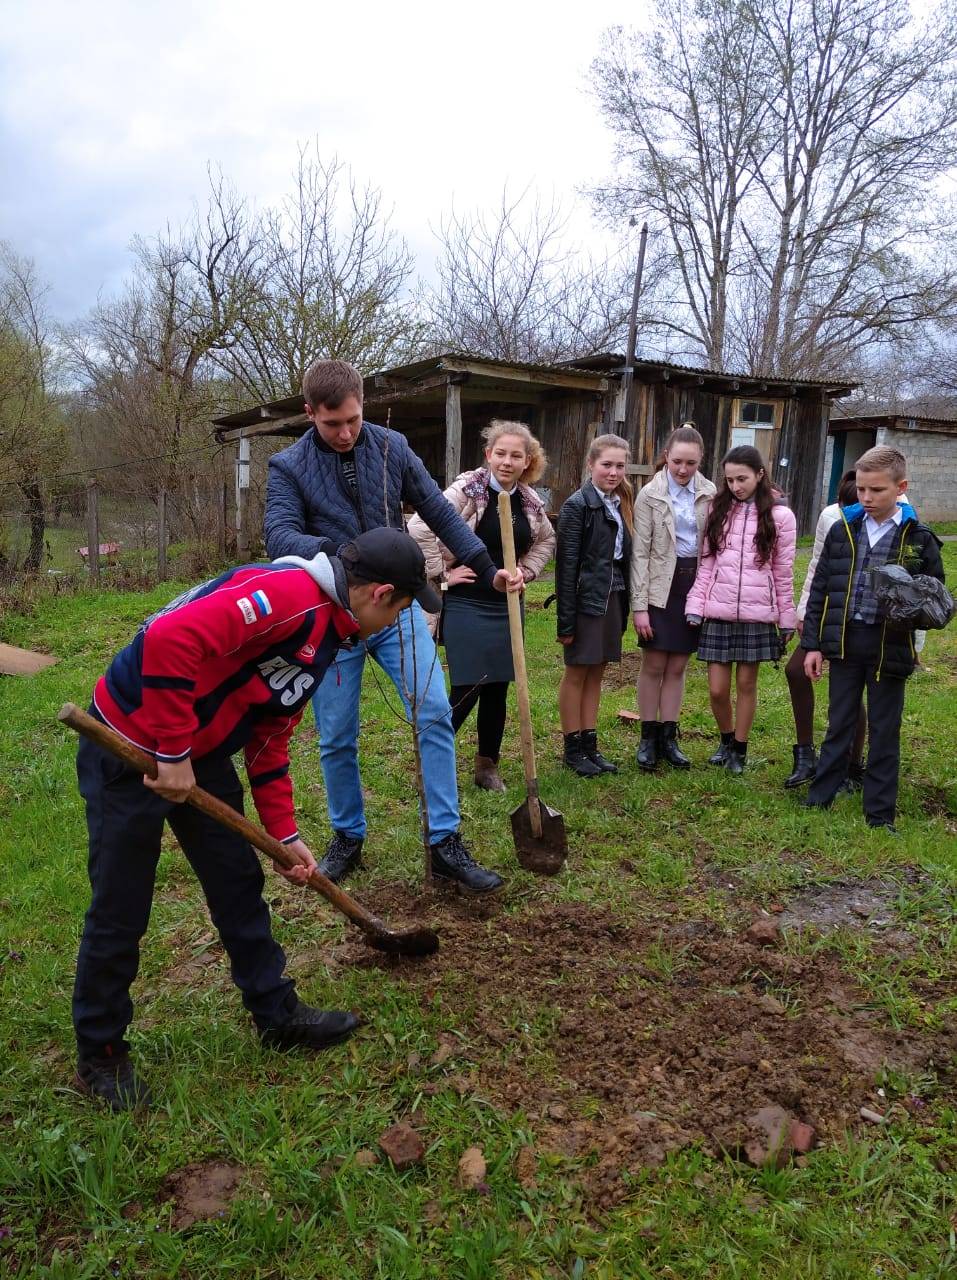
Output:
[785, 645, 867, 758]
[450, 682, 508, 761]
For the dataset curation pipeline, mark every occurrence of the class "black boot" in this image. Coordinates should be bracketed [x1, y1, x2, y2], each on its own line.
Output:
[259, 999, 359, 1051]
[563, 731, 602, 777]
[580, 728, 618, 774]
[430, 832, 504, 894]
[708, 731, 734, 766]
[75, 1051, 152, 1112]
[659, 721, 691, 768]
[636, 721, 659, 772]
[725, 738, 748, 776]
[318, 831, 364, 883]
[838, 760, 865, 795]
[783, 744, 817, 789]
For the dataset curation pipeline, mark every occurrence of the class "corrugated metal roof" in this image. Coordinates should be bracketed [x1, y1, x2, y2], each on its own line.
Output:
[568, 351, 858, 391]
[212, 348, 858, 432]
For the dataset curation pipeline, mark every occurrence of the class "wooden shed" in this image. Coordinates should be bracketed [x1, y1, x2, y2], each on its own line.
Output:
[212, 351, 856, 540]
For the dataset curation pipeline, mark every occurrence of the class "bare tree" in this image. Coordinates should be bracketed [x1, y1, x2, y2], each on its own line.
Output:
[215, 148, 425, 399]
[0, 244, 62, 574]
[592, 0, 957, 376]
[67, 173, 260, 540]
[421, 190, 637, 363]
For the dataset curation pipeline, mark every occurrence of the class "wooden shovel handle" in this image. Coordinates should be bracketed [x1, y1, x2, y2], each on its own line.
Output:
[498, 491, 543, 837]
[57, 702, 391, 939]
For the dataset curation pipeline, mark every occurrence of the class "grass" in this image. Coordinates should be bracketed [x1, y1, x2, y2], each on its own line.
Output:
[1, 548, 956, 1278]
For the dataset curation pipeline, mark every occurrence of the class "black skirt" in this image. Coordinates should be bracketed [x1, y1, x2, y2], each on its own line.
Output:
[640, 557, 699, 654]
[563, 591, 627, 666]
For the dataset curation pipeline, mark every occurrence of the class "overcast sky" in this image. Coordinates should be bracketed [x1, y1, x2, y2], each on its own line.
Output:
[0, 0, 633, 321]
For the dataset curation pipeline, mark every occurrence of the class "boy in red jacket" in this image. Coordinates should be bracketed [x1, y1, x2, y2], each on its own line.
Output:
[72, 528, 440, 1111]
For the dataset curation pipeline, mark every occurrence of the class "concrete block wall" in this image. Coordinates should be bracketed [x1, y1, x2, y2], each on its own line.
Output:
[876, 425, 957, 523]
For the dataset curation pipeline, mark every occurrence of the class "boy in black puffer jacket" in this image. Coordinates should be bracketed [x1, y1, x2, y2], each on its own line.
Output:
[800, 446, 944, 832]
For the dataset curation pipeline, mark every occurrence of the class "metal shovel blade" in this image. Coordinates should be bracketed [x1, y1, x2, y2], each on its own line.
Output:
[510, 799, 568, 876]
[363, 924, 440, 957]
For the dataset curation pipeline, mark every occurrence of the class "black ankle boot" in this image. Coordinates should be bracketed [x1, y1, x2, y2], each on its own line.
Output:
[659, 721, 691, 768]
[783, 744, 816, 788]
[725, 738, 748, 776]
[563, 731, 601, 777]
[580, 728, 618, 773]
[708, 731, 734, 766]
[636, 721, 659, 771]
[837, 759, 865, 795]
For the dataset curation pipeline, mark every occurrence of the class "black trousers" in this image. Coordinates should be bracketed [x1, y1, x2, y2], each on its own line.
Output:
[807, 624, 907, 826]
[73, 734, 295, 1058]
[449, 682, 508, 761]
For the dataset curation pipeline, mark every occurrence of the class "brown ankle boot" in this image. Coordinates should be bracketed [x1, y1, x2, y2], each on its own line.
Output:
[473, 755, 506, 792]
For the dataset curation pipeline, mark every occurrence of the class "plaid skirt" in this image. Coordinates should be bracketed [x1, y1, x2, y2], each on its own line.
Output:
[696, 619, 782, 664]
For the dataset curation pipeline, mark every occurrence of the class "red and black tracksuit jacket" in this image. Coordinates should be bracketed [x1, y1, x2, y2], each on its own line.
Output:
[93, 560, 359, 843]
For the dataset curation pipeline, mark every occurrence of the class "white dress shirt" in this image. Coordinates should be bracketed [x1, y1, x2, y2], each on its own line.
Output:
[601, 490, 624, 559]
[668, 472, 698, 557]
[863, 505, 903, 548]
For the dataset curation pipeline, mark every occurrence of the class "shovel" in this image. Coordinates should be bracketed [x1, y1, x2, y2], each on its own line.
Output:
[497, 491, 568, 875]
[58, 703, 439, 957]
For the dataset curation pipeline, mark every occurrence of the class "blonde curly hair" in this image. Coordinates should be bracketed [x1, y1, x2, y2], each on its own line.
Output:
[481, 419, 548, 486]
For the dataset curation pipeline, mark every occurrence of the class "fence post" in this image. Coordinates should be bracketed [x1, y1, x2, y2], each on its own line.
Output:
[218, 481, 228, 559]
[235, 435, 250, 558]
[157, 489, 168, 581]
[86, 481, 100, 585]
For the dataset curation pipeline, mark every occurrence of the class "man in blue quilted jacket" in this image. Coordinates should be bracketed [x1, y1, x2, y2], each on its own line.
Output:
[264, 358, 521, 893]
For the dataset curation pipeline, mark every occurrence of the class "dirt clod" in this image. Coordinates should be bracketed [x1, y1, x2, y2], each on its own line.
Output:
[744, 918, 781, 947]
[378, 1122, 425, 1169]
[742, 1105, 796, 1168]
[457, 1146, 487, 1190]
[789, 1120, 817, 1154]
[353, 1148, 379, 1168]
[160, 1160, 246, 1230]
[515, 1145, 537, 1189]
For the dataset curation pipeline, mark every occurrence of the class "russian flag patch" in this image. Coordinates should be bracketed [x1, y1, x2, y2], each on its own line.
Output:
[251, 590, 272, 618]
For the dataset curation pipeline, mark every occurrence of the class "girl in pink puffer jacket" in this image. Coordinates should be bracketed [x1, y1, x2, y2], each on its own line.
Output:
[685, 445, 797, 774]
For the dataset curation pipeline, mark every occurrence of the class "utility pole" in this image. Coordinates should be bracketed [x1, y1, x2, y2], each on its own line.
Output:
[620, 221, 649, 433]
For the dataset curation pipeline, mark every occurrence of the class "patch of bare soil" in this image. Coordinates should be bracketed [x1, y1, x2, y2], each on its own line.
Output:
[918, 785, 957, 819]
[775, 878, 908, 939]
[160, 1160, 248, 1230]
[602, 649, 642, 689]
[341, 889, 956, 1212]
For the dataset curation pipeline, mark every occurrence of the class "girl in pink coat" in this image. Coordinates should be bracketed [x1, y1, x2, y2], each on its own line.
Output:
[685, 445, 797, 774]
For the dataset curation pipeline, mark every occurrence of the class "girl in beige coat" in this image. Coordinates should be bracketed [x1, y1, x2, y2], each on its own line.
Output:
[408, 421, 555, 792]
[629, 424, 716, 770]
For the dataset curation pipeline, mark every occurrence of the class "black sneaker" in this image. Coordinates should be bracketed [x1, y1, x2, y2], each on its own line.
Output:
[430, 832, 504, 895]
[75, 1051, 152, 1112]
[318, 832, 363, 883]
[259, 1002, 359, 1051]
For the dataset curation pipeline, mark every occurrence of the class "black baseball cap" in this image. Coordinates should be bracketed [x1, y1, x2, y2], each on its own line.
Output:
[339, 527, 442, 613]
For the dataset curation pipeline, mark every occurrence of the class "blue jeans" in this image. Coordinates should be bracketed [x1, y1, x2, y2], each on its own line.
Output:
[312, 602, 459, 844]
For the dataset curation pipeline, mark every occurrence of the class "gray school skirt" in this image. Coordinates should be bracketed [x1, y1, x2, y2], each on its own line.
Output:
[442, 594, 520, 685]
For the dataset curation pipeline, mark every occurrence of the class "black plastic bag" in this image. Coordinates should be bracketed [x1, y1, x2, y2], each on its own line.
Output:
[872, 563, 956, 630]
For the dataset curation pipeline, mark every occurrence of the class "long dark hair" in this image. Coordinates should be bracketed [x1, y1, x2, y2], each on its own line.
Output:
[704, 445, 778, 566]
[837, 469, 858, 507]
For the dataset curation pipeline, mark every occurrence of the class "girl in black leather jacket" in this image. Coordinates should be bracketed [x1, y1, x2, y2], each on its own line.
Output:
[556, 434, 634, 776]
